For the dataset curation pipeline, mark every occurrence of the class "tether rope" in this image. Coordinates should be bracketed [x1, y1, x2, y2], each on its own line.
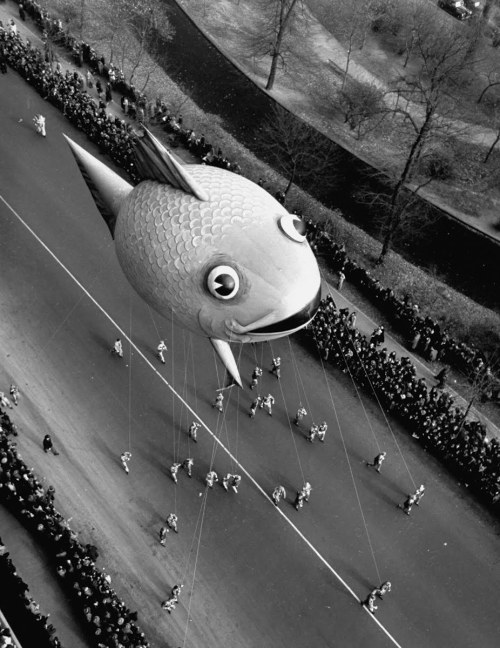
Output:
[268, 341, 306, 485]
[127, 293, 133, 453]
[311, 327, 382, 584]
[335, 311, 417, 490]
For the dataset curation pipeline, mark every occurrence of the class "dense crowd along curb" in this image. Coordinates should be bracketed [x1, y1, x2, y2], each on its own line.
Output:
[0, 414, 151, 648]
[0, 545, 63, 648]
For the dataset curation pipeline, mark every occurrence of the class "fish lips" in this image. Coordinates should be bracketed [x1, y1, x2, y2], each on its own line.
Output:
[249, 285, 322, 337]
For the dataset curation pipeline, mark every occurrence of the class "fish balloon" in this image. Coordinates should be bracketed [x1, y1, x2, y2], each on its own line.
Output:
[64, 129, 321, 386]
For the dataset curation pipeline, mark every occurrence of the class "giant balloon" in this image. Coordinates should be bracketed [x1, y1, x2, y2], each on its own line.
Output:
[64, 129, 321, 386]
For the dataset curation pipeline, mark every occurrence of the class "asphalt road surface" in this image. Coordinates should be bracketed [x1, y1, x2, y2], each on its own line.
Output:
[1, 69, 500, 648]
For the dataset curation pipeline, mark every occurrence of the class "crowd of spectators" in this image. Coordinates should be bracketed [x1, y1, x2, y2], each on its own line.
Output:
[306, 295, 500, 506]
[0, 409, 151, 648]
[0, 22, 139, 182]
[1, 0, 498, 499]
[0, 539, 62, 648]
[305, 223, 500, 398]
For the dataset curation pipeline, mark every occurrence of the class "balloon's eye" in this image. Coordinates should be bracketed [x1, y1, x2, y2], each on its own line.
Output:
[207, 266, 240, 300]
[279, 214, 307, 242]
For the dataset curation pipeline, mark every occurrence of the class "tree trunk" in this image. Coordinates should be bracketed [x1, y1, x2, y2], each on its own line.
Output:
[265, 0, 300, 91]
[455, 396, 475, 438]
[342, 38, 353, 91]
[378, 108, 434, 261]
[265, 47, 282, 91]
[483, 130, 500, 163]
[284, 165, 296, 195]
[79, 0, 85, 42]
[477, 81, 500, 104]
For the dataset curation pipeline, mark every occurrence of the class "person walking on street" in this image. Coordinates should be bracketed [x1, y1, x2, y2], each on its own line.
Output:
[231, 474, 241, 493]
[166, 513, 178, 533]
[222, 473, 232, 491]
[272, 485, 286, 506]
[366, 451, 386, 473]
[337, 270, 345, 291]
[159, 526, 168, 546]
[398, 493, 416, 516]
[33, 114, 46, 137]
[261, 393, 275, 416]
[362, 588, 381, 614]
[182, 458, 194, 478]
[317, 422, 328, 442]
[157, 340, 167, 364]
[370, 326, 385, 347]
[250, 366, 263, 390]
[270, 357, 281, 379]
[249, 396, 262, 418]
[161, 597, 177, 613]
[120, 451, 131, 473]
[413, 485, 425, 506]
[294, 490, 305, 510]
[43, 434, 59, 455]
[301, 482, 312, 503]
[0, 393, 13, 409]
[206, 470, 218, 488]
[170, 462, 181, 484]
[378, 581, 392, 599]
[434, 367, 449, 389]
[105, 82, 112, 103]
[9, 385, 19, 406]
[294, 406, 307, 426]
[308, 424, 319, 443]
[188, 421, 200, 442]
[213, 393, 224, 413]
[111, 338, 123, 358]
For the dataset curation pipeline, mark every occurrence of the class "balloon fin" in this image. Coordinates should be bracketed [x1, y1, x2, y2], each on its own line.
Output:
[210, 339, 243, 388]
[134, 127, 209, 202]
[64, 135, 133, 237]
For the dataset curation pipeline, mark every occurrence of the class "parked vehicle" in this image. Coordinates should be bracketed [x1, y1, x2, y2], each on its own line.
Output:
[437, 0, 472, 20]
[464, 0, 481, 13]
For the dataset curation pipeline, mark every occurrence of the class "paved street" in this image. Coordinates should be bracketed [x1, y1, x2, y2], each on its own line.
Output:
[1, 68, 500, 648]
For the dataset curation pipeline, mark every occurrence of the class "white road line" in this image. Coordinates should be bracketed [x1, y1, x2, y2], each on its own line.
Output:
[1, 194, 403, 648]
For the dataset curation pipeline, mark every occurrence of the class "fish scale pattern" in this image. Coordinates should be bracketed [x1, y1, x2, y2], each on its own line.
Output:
[114, 168, 285, 334]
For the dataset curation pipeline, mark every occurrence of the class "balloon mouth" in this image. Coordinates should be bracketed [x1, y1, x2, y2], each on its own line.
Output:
[249, 285, 321, 335]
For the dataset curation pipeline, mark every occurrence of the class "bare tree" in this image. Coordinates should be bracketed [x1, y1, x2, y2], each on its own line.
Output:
[44, 0, 88, 40]
[257, 105, 341, 200]
[483, 103, 500, 162]
[91, 0, 174, 90]
[454, 352, 500, 437]
[477, 71, 500, 104]
[337, 79, 387, 138]
[376, 30, 473, 261]
[245, 0, 305, 91]
[336, 0, 382, 88]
